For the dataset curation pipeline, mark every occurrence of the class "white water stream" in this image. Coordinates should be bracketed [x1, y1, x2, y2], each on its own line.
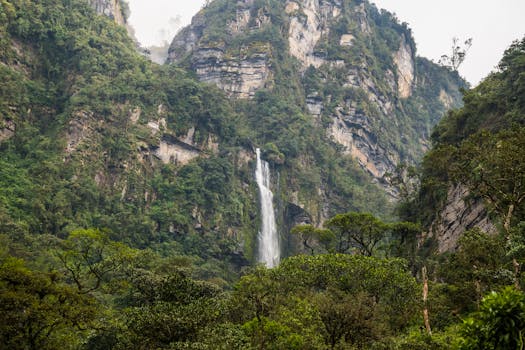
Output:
[255, 148, 280, 268]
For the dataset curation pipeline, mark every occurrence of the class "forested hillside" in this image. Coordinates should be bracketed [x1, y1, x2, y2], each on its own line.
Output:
[0, 0, 261, 276]
[169, 0, 465, 202]
[1, 0, 524, 348]
[409, 37, 525, 251]
[0, 0, 465, 268]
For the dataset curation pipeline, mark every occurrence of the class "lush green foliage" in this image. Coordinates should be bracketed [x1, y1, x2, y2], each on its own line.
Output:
[459, 287, 525, 350]
[408, 37, 525, 228]
[0, 0, 522, 348]
[0, 228, 423, 350]
[0, 0, 401, 275]
[0, 0, 256, 271]
[391, 35, 525, 348]
[0, 256, 98, 350]
[293, 212, 422, 273]
[229, 254, 419, 349]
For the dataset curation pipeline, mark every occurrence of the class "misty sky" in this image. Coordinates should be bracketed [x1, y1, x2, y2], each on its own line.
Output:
[126, 0, 525, 85]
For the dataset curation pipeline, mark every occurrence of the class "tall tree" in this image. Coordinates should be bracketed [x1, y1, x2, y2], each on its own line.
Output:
[54, 229, 140, 293]
[0, 257, 97, 350]
[453, 128, 525, 233]
[324, 212, 387, 256]
[439, 37, 473, 71]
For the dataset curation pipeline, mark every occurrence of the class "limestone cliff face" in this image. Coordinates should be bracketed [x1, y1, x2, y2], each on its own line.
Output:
[167, 0, 463, 197]
[286, 0, 342, 70]
[393, 35, 415, 99]
[88, 0, 126, 25]
[65, 104, 219, 168]
[168, 3, 273, 98]
[150, 126, 219, 166]
[429, 185, 496, 253]
[321, 31, 417, 183]
[325, 68, 399, 183]
[329, 109, 398, 180]
[191, 45, 272, 99]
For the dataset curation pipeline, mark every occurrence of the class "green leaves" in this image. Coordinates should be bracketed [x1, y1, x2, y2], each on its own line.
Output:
[325, 212, 388, 256]
[54, 228, 141, 293]
[118, 269, 225, 349]
[0, 257, 98, 350]
[230, 254, 418, 349]
[459, 287, 525, 350]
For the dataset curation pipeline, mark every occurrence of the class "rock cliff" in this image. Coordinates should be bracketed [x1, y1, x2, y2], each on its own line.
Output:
[0, 120, 15, 142]
[286, 0, 341, 70]
[0, 0, 478, 269]
[88, 0, 126, 25]
[191, 45, 272, 98]
[430, 185, 496, 253]
[393, 35, 415, 98]
[168, 0, 464, 191]
[168, 6, 273, 98]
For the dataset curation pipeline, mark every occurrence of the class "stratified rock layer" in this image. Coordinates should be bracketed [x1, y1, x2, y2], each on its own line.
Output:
[167, 0, 462, 191]
[431, 186, 496, 253]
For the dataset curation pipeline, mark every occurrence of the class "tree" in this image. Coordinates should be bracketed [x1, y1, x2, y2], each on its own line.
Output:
[324, 212, 387, 256]
[231, 266, 280, 323]
[315, 289, 383, 349]
[453, 128, 525, 233]
[290, 224, 334, 255]
[438, 37, 472, 71]
[106, 269, 224, 349]
[242, 316, 304, 350]
[453, 128, 525, 289]
[0, 257, 97, 350]
[54, 229, 140, 293]
[459, 287, 525, 350]
[388, 222, 422, 274]
[437, 229, 510, 314]
[231, 255, 418, 349]
[275, 255, 419, 330]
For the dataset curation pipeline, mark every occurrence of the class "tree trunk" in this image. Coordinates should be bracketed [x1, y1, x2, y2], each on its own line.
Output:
[422, 266, 432, 335]
[504, 204, 515, 233]
[504, 204, 520, 290]
[514, 258, 521, 290]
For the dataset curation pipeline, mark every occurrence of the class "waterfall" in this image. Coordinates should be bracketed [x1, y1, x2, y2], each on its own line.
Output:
[255, 148, 280, 268]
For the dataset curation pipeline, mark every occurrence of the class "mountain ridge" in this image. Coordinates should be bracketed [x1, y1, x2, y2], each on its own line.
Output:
[0, 0, 463, 264]
[167, 0, 465, 196]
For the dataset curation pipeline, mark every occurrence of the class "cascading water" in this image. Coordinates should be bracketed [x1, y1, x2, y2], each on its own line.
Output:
[255, 148, 280, 268]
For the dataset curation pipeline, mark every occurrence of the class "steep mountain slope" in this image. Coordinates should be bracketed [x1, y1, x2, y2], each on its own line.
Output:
[3, 2, 525, 347]
[409, 37, 525, 252]
[0, 0, 464, 271]
[168, 0, 465, 187]
[0, 0, 256, 275]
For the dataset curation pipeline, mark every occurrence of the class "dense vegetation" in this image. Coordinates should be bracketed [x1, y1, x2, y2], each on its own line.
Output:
[171, 0, 465, 224]
[398, 37, 525, 348]
[407, 37, 525, 229]
[0, 0, 396, 273]
[0, 0, 261, 283]
[1, 0, 524, 348]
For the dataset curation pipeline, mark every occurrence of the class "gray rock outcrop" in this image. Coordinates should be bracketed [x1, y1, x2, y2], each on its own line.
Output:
[393, 35, 415, 98]
[286, 0, 342, 70]
[0, 120, 15, 142]
[88, 0, 126, 25]
[430, 185, 496, 253]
